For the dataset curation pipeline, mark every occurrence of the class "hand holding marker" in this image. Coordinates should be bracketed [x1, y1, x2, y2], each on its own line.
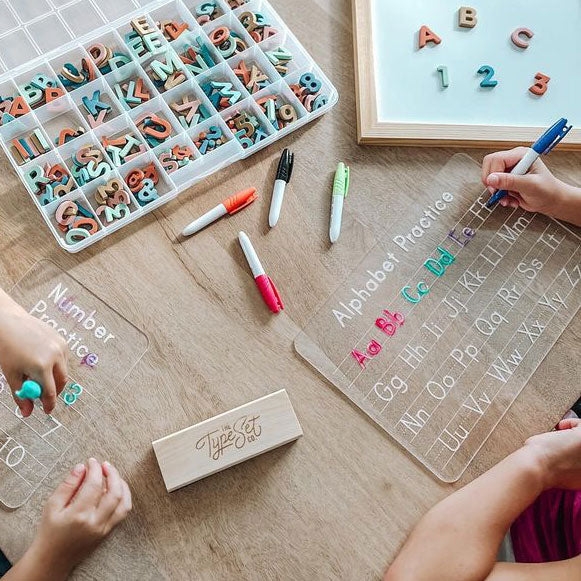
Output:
[16, 379, 42, 400]
[486, 118, 572, 207]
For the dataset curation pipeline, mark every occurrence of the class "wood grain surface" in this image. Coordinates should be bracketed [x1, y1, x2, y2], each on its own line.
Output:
[0, 1, 580, 579]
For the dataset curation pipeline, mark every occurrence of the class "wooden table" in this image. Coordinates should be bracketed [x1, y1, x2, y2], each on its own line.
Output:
[1, 1, 580, 579]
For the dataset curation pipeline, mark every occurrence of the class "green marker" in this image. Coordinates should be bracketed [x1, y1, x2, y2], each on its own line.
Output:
[15, 380, 42, 400]
[329, 162, 350, 243]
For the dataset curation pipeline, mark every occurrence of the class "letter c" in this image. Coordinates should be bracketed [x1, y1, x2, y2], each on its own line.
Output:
[512, 27, 534, 49]
[402, 286, 420, 303]
[76, 345, 88, 358]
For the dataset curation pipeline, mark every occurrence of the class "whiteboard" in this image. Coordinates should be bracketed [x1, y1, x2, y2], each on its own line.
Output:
[353, 0, 581, 146]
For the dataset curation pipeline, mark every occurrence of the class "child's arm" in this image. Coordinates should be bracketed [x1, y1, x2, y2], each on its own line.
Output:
[481, 147, 581, 226]
[385, 419, 581, 581]
[0, 288, 68, 416]
[4, 458, 131, 581]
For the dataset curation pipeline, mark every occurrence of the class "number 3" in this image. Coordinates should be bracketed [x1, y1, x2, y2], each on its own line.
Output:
[63, 382, 83, 406]
[529, 72, 550, 96]
[477, 65, 498, 88]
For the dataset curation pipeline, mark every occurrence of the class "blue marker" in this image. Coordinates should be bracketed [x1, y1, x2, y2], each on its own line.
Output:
[486, 118, 573, 208]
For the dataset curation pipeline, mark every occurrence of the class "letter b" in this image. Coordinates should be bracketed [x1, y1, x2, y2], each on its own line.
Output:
[459, 6, 477, 28]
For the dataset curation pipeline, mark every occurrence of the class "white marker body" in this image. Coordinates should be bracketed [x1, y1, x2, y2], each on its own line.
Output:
[329, 194, 344, 243]
[182, 204, 227, 237]
[508, 148, 540, 177]
[269, 179, 287, 228]
[239, 231, 265, 278]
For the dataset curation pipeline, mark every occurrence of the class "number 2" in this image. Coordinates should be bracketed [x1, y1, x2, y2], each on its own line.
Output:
[477, 65, 498, 88]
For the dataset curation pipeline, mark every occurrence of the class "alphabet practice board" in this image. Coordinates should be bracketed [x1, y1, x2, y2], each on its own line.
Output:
[0, 260, 147, 508]
[295, 155, 581, 482]
[352, 0, 581, 147]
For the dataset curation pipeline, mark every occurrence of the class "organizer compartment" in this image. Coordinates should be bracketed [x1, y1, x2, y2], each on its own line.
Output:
[0, 0, 337, 252]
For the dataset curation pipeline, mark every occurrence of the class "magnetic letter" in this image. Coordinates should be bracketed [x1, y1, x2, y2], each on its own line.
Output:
[529, 72, 550, 96]
[459, 7, 477, 28]
[419, 26, 441, 49]
[511, 28, 534, 49]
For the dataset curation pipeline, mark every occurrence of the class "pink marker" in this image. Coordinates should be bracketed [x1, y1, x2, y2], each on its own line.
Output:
[238, 231, 283, 314]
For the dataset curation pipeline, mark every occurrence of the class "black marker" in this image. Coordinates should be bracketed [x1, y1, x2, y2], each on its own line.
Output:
[269, 149, 294, 228]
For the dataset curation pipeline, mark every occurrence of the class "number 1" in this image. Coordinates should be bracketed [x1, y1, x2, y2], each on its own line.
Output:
[437, 65, 449, 88]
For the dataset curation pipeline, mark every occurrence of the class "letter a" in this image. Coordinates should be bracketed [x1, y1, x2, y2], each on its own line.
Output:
[419, 26, 442, 49]
[352, 349, 370, 369]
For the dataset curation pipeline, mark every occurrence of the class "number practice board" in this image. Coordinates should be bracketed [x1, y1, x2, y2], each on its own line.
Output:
[0, 0, 337, 252]
[352, 0, 581, 147]
[0, 260, 147, 508]
[295, 155, 581, 482]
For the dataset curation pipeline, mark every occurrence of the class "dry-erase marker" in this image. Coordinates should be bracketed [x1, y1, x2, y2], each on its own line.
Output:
[15, 380, 42, 400]
[238, 231, 284, 313]
[486, 118, 572, 208]
[269, 149, 294, 228]
[182, 188, 257, 237]
[329, 162, 350, 243]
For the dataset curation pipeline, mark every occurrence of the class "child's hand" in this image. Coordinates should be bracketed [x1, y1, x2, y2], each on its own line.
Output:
[26, 459, 132, 578]
[524, 418, 581, 490]
[0, 292, 67, 416]
[481, 147, 566, 214]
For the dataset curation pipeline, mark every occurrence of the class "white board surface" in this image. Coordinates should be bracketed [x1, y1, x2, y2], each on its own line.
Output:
[372, 0, 581, 128]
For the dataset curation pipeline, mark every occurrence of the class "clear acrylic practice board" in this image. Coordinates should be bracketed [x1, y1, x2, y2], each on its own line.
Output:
[0, 0, 337, 252]
[295, 155, 581, 482]
[0, 260, 148, 508]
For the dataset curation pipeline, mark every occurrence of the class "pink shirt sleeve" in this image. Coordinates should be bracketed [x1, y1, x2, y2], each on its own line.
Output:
[511, 488, 581, 563]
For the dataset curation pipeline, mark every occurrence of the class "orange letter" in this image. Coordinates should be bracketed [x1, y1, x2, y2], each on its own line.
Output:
[529, 72, 550, 96]
[419, 25, 442, 49]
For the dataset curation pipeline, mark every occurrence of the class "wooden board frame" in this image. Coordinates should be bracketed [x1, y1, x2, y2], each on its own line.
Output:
[352, 0, 581, 149]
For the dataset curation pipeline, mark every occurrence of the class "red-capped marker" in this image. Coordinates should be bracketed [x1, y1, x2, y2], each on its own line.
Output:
[181, 188, 257, 237]
[238, 231, 283, 313]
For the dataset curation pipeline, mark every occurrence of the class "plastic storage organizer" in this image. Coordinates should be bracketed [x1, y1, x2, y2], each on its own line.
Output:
[0, 0, 337, 252]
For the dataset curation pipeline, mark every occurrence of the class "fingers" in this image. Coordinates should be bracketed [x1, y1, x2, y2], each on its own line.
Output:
[53, 357, 68, 397]
[109, 478, 132, 529]
[486, 172, 535, 196]
[71, 457, 104, 510]
[48, 463, 87, 510]
[558, 418, 581, 431]
[482, 147, 530, 191]
[39, 367, 57, 415]
[499, 194, 521, 209]
[99, 461, 125, 522]
[5, 370, 33, 418]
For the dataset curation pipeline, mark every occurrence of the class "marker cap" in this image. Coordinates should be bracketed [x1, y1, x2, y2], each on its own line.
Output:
[255, 274, 284, 313]
[224, 188, 257, 215]
[275, 149, 294, 183]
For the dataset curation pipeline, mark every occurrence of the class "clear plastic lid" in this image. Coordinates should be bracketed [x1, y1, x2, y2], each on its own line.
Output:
[0, 0, 160, 79]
